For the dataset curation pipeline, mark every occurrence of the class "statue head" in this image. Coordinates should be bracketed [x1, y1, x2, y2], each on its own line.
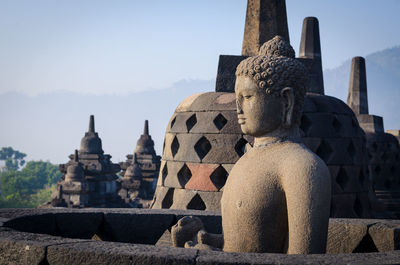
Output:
[235, 36, 307, 137]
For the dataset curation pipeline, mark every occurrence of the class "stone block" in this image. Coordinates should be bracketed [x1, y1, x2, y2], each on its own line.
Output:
[198, 191, 223, 212]
[170, 188, 197, 210]
[172, 134, 203, 163]
[163, 161, 186, 189]
[0, 229, 85, 265]
[97, 210, 175, 244]
[369, 221, 400, 252]
[215, 55, 248, 93]
[326, 218, 373, 253]
[169, 112, 197, 133]
[188, 92, 236, 112]
[47, 241, 198, 265]
[201, 134, 243, 164]
[185, 163, 221, 191]
[151, 186, 174, 209]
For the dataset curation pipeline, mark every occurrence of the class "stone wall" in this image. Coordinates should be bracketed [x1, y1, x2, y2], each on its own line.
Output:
[0, 209, 400, 264]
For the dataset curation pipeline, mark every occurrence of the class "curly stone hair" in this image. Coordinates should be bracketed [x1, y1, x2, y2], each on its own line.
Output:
[235, 36, 308, 127]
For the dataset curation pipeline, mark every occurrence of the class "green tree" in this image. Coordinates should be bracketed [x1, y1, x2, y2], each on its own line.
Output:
[0, 158, 61, 208]
[0, 147, 26, 171]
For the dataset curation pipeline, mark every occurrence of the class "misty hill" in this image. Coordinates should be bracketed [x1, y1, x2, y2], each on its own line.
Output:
[324, 46, 400, 131]
[0, 79, 213, 164]
[1, 46, 399, 164]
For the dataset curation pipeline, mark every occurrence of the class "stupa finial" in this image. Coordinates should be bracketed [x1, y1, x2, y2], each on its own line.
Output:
[144, 120, 149, 135]
[89, 115, 95, 133]
[347, 57, 368, 115]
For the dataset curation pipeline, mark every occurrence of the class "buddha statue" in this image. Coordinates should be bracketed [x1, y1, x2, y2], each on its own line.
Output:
[172, 36, 331, 254]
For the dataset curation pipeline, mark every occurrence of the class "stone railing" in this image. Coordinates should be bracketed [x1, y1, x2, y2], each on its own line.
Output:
[0, 208, 399, 264]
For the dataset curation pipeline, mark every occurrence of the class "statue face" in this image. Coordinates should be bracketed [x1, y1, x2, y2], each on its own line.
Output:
[235, 76, 283, 137]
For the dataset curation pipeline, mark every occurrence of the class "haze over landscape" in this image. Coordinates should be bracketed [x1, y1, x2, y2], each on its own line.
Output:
[0, 0, 399, 164]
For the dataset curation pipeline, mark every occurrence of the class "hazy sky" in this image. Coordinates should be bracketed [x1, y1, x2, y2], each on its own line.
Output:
[0, 1, 399, 164]
[1, 0, 399, 96]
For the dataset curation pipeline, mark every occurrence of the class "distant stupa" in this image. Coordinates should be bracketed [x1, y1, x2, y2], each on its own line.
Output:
[119, 120, 161, 207]
[48, 115, 126, 208]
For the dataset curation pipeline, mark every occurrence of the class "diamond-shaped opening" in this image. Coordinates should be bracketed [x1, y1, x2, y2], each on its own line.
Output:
[161, 188, 174, 209]
[171, 136, 180, 158]
[210, 165, 228, 190]
[347, 141, 356, 159]
[186, 114, 197, 132]
[300, 114, 312, 135]
[336, 167, 349, 191]
[187, 194, 206, 210]
[213, 113, 228, 131]
[170, 116, 176, 129]
[381, 152, 388, 162]
[194, 136, 211, 160]
[161, 162, 168, 185]
[177, 163, 192, 187]
[315, 140, 333, 162]
[353, 195, 363, 218]
[235, 138, 248, 157]
[332, 116, 342, 133]
[353, 234, 378, 253]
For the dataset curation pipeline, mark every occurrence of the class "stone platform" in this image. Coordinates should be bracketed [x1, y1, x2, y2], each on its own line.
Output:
[0, 208, 400, 264]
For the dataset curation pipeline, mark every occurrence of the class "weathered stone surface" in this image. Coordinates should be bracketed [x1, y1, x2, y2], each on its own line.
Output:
[326, 218, 371, 253]
[0, 229, 86, 265]
[299, 17, 324, 95]
[197, 191, 223, 212]
[347, 57, 368, 115]
[186, 92, 237, 112]
[98, 210, 175, 244]
[241, 0, 289, 56]
[369, 221, 400, 252]
[47, 241, 198, 265]
[201, 134, 243, 164]
[162, 161, 186, 189]
[196, 250, 400, 265]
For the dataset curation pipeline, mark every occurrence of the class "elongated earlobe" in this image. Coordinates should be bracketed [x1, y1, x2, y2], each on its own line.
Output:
[281, 87, 295, 127]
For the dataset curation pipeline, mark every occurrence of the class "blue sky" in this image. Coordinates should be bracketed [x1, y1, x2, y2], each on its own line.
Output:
[1, 0, 399, 95]
[0, 1, 399, 164]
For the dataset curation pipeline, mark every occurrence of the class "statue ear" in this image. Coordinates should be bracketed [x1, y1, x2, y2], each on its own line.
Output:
[280, 87, 295, 127]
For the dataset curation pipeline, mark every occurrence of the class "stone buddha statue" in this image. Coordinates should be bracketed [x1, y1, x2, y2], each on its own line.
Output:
[172, 36, 331, 254]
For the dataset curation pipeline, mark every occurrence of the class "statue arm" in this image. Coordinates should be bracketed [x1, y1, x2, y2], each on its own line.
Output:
[283, 157, 331, 254]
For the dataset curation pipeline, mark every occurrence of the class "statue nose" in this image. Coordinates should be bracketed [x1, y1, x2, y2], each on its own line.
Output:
[236, 99, 243, 114]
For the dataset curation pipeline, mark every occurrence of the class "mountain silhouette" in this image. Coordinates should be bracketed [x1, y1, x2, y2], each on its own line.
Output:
[324, 46, 400, 131]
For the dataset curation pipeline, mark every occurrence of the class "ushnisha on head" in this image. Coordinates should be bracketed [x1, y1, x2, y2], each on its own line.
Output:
[235, 36, 308, 137]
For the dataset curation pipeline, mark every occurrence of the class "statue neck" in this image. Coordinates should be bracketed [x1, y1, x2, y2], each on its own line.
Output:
[253, 126, 300, 148]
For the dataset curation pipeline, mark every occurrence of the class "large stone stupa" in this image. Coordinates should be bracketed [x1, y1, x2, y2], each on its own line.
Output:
[152, 0, 373, 218]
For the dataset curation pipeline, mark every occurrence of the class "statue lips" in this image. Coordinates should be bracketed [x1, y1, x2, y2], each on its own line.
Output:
[237, 115, 246, 125]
